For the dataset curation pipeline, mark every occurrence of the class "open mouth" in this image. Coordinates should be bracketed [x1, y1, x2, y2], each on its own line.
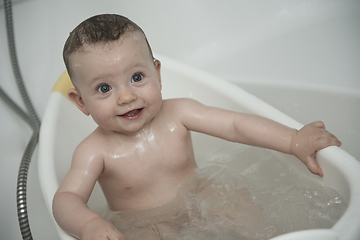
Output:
[119, 108, 144, 119]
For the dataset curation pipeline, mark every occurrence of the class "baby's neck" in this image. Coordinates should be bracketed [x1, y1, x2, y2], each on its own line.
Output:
[96, 124, 155, 142]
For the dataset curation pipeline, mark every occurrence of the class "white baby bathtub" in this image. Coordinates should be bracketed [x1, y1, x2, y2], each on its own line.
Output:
[38, 55, 360, 240]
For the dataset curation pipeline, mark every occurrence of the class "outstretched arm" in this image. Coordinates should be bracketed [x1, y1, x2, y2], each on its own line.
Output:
[175, 98, 341, 176]
[52, 142, 125, 240]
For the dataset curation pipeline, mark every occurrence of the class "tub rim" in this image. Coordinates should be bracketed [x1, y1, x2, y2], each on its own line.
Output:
[38, 54, 360, 240]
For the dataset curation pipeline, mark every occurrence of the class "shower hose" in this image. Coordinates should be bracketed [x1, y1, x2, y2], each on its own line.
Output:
[1, 0, 41, 239]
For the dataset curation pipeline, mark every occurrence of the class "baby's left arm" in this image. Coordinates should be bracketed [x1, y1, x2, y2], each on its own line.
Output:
[174, 98, 341, 176]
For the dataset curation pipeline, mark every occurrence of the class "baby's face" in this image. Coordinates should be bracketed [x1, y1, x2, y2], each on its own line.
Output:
[68, 31, 162, 135]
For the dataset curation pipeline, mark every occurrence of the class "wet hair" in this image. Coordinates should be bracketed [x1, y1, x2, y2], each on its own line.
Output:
[63, 14, 153, 78]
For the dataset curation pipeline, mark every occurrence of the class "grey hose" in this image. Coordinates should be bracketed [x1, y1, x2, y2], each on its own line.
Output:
[1, 0, 41, 239]
[17, 129, 39, 240]
[0, 88, 34, 128]
[0, 89, 37, 240]
[1, 85, 39, 240]
[3, 0, 40, 127]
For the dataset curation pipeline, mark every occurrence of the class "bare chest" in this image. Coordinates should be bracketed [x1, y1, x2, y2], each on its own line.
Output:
[97, 126, 196, 210]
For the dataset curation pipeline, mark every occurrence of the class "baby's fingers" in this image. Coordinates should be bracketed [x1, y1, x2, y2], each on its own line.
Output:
[317, 133, 342, 150]
[316, 122, 341, 147]
[304, 155, 324, 177]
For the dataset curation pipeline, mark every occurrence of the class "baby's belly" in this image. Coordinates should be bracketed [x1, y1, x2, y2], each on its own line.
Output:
[101, 164, 197, 211]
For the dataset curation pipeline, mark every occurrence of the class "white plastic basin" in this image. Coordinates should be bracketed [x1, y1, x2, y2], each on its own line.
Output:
[38, 55, 360, 240]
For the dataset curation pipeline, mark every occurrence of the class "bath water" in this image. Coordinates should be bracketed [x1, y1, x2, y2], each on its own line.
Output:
[106, 145, 347, 240]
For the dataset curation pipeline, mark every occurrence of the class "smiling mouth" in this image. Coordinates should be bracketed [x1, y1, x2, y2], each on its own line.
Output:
[119, 108, 144, 119]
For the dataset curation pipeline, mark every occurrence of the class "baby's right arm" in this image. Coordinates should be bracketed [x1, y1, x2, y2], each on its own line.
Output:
[52, 140, 125, 240]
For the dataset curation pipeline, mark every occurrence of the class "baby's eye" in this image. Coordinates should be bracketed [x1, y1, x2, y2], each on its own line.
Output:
[131, 73, 143, 83]
[97, 84, 111, 93]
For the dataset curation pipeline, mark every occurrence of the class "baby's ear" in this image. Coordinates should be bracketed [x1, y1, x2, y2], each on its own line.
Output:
[68, 88, 90, 116]
[154, 59, 162, 90]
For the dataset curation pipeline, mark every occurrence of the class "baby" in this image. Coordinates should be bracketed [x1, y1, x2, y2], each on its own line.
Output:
[53, 14, 342, 240]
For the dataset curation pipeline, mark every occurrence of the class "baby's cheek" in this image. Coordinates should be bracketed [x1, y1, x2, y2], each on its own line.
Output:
[90, 108, 113, 126]
[141, 85, 162, 104]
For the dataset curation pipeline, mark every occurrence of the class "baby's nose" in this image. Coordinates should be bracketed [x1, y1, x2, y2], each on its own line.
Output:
[116, 87, 137, 105]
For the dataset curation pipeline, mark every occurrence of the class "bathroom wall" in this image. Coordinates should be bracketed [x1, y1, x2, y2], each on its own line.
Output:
[0, 0, 359, 239]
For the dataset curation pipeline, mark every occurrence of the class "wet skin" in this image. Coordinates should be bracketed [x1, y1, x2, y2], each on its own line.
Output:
[52, 31, 342, 240]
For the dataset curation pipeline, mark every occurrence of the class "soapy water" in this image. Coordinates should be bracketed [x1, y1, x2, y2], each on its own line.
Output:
[105, 146, 347, 240]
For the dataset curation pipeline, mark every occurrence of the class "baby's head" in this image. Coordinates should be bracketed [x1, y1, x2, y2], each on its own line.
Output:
[63, 14, 153, 84]
[63, 14, 162, 134]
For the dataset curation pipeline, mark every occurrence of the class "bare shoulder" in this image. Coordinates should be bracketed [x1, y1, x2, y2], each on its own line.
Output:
[161, 98, 205, 115]
[160, 98, 213, 131]
[70, 127, 106, 172]
[160, 98, 237, 137]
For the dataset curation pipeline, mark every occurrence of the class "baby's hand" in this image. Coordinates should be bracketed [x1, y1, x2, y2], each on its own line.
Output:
[290, 121, 341, 177]
[80, 217, 126, 240]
